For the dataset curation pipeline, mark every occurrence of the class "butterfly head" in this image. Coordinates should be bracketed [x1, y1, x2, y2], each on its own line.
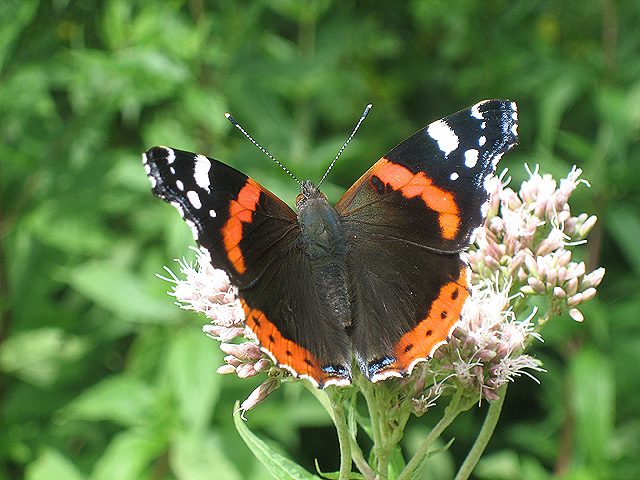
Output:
[296, 180, 327, 210]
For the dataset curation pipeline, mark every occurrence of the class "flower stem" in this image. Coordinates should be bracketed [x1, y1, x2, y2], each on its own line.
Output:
[397, 391, 464, 480]
[306, 383, 375, 478]
[329, 393, 353, 480]
[454, 384, 508, 480]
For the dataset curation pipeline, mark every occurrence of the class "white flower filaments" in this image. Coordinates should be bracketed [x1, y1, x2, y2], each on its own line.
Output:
[164, 166, 604, 413]
[162, 248, 278, 411]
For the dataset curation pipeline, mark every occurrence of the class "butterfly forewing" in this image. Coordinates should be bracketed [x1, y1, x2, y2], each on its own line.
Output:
[336, 100, 518, 379]
[144, 147, 352, 387]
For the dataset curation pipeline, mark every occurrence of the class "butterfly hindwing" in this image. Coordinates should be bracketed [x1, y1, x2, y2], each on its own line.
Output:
[336, 100, 518, 379]
[144, 147, 351, 387]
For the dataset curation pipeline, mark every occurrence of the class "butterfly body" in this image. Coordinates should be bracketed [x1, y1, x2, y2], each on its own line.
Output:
[143, 99, 519, 388]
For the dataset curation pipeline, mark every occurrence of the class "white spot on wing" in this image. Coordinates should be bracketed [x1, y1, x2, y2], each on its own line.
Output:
[185, 219, 199, 239]
[209, 209, 217, 218]
[194, 154, 212, 191]
[166, 148, 176, 164]
[464, 149, 479, 168]
[187, 190, 202, 209]
[427, 120, 459, 156]
[450, 172, 459, 181]
[170, 167, 176, 175]
[479, 136, 486, 146]
[471, 100, 488, 119]
[176, 180, 184, 191]
[481, 122, 486, 129]
[170, 200, 185, 218]
[511, 123, 518, 136]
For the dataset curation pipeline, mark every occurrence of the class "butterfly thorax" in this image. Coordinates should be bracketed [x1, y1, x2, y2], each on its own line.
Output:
[296, 180, 351, 329]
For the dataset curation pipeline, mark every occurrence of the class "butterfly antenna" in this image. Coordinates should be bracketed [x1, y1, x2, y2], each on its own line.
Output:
[225, 112, 302, 186]
[317, 103, 372, 188]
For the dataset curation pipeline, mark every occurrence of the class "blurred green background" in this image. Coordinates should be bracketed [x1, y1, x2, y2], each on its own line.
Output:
[1, 1, 639, 479]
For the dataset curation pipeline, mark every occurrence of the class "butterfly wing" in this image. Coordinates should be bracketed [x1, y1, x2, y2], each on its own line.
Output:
[336, 100, 518, 380]
[144, 147, 351, 387]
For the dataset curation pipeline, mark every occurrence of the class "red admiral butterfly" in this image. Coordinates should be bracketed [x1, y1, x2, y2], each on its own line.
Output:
[143, 100, 518, 388]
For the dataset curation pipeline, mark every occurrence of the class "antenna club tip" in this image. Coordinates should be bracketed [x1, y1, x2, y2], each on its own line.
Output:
[366, 103, 373, 109]
[224, 112, 231, 118]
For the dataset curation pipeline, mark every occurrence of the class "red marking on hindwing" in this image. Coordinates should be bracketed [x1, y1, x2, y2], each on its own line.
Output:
[372, 266, 469, 379]
[371, 158, 461, 239]
[221, 179, 261, 274]
[241, 300, 348, 388]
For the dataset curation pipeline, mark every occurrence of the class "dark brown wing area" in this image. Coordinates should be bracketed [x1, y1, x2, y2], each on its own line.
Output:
[144, 146, 351, 387]
[336, 100, 518, 379]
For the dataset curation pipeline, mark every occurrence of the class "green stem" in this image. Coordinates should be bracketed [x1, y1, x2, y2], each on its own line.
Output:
[330, 394, 353, 480]
[397, 392, 464, 480]
[305, 383, 375, 478]
[357, 377, 382, 447]
[303, 382, 335, 421]
[454, 385, 508, 480]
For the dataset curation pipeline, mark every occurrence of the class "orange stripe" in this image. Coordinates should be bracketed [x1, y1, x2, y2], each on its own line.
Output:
[241, 300, 344, 387]
[221, 179, 262, 274]
[372, 158, 460, 239]
[370, 266, 468, 378]
[393, 266, 468, 369]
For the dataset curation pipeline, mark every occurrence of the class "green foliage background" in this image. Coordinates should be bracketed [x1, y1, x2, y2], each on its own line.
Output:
[1, 1, 639, 479]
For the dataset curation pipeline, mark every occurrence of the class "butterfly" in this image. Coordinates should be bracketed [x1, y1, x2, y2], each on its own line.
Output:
[143, 99, 518, 388]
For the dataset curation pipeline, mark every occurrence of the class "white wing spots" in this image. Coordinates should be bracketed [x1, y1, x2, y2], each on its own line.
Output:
[170, 200, 185, 218]
[492, 152, 504, 168]
[166, 148, 176, 164]
[464, 149, 479, 168]
[450, 172, 459, 181]
[470, 100, 488, 119]
[148, 176, 157, 188]
[479, 135, 486, 146]
[194, 154, 212, 191]
[209, 209, 217, 218]
[170, 167, 176, 175]
[185, 219, 199, 239]
[511, 122, 519, 136]
[481, 122, 487, 129]
[187, 190, 202, 209]
[427, 120, 459, 156]
[176, 179, 184, 191]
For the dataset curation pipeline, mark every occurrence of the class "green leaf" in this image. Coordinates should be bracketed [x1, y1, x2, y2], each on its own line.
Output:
[63, 376, 157, 427]
[474, 450, 550, 480]
[313, 459, 365, 480]
[26, 449, 86, 480]
[90, 429, 167, 480]
[0, 328, 88, 387]
[606, 208, 640, 274]
[233, 402, 321, 480]
[63, 260, 175, 322]
[164, 328, 221, 431]
[571, 348, 615, 472]
[0, 0, 39, 69]
[170, 431, 243, 480]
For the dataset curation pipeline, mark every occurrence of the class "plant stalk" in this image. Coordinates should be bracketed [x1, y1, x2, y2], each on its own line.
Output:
[454, 385, 508, 480]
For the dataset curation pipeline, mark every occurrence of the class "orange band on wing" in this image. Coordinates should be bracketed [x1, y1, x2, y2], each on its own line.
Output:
[393, 266, 468, 370]
[370, 266, 468, 380]
[221, 179, 261, 274]
[241, 301, 347, 387]
[372, 158, 460, 239]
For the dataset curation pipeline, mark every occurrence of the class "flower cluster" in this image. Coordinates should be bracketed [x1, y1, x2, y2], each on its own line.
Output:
[467, 166, 604, 323]
[423, 286, 543, 408]
[164, 165, 604, 413]
[162, 250, 276, 410]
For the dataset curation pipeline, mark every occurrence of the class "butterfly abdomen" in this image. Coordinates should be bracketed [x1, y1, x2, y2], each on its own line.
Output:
[297, 186, 351, 330]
